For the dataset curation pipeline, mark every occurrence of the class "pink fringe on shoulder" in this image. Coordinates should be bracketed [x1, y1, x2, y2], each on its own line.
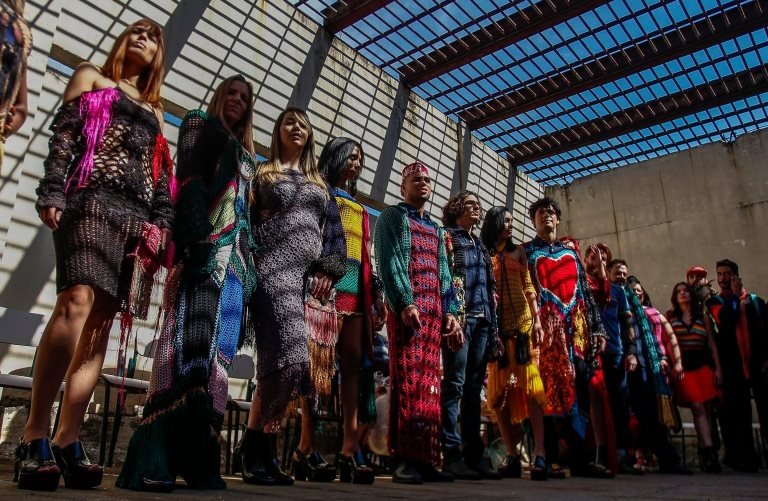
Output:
[65, 87, 121, 193]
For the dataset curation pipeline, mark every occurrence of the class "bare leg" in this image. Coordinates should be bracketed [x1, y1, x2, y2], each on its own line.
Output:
[297, 398, 316, 453]
[23, 286, 96, 441]
[245, 394, 280, 432]
[529, 399, 546, 457]
[495, 405, 524, 457]
[691, 403, 713, 447]
[53, 289, 116, 447]
[337, 316, 363, 455]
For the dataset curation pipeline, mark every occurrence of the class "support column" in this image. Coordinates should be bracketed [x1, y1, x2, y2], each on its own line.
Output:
[451, 122, 472, 193]
[370, 81, 410, 202]
[288, 27, 334, 110]
[163, 0, 212, 68]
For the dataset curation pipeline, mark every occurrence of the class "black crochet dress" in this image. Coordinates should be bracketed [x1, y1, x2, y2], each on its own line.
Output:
[36, 87, 174, 310]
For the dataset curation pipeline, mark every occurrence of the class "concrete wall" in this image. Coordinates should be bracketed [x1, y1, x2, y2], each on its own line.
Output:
[0, 0, 539, 457]
[547, 127, 768, 309]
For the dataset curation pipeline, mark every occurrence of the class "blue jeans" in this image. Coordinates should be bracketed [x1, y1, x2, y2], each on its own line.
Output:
[441, 316, 490, 458]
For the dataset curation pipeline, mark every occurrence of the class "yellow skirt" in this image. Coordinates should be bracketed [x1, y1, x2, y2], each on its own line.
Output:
[487, 336, 546, 424]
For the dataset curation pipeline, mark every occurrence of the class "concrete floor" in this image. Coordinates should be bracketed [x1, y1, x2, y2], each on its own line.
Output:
[1, 463, 768, 500]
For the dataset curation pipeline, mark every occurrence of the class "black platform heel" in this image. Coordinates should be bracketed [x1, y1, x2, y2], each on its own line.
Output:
[14, 437, 61, 491]
[338, 450, 375, 484]
[51, 441, 103, 489]
[292, 449, 336, 482]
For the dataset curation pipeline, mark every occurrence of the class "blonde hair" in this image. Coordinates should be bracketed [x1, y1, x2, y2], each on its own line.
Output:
[256, 107, 326, 191]
[207, 75, 255, 154]
[4, 0, 25, 16]
[102, 18, 165, 108]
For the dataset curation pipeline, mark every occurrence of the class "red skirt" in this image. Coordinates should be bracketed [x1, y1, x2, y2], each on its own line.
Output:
[675, 366, 721, 407]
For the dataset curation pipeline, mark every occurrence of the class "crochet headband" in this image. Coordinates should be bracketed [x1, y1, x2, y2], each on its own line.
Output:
[402, 161, 429, 180]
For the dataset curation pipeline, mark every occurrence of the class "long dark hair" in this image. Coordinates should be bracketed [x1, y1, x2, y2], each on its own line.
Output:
[480, 206, 516, 255]
[670, 281, 702, 322]
[317, 137, 363, 195]
[626, 275, 652, 307]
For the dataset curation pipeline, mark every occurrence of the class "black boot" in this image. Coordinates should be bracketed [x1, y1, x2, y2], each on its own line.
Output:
[700, 447, 722, 473]
[264, 432, 294, 485]
[237, 428, 275, 486]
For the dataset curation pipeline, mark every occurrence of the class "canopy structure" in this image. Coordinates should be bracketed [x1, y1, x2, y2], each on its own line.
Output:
[293, 0, 768, 185]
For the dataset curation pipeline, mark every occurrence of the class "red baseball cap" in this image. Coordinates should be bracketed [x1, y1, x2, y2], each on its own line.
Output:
[686, 266, 707, 277]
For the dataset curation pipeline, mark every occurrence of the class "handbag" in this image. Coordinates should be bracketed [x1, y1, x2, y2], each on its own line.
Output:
[497, 254, 532, 366]
[304, 277, 338, 396]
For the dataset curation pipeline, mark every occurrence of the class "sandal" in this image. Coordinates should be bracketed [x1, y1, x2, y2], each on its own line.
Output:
[14, 437, 61, 491]
[585, 460, 614, 479]
[547, 462, 567, 479]
[52, 441, 103, 489]
[338, 450, 375, 484]
[530, 455, 548, 481]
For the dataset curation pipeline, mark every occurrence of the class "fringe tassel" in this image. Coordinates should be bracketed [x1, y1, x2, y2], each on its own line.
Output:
[66, 87, 120, 193]
[525, 362, 546, 407]
[116, 312, 134, 407]
[657, 394, 680, 431]
[307, 334, 336, 397]
[304, 300, 338, 347]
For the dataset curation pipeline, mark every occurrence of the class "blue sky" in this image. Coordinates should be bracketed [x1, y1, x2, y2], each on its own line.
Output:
[295, 1, 768, 184]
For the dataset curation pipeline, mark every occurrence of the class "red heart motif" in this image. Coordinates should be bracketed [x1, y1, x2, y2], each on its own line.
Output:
[535, 251, 579, 308]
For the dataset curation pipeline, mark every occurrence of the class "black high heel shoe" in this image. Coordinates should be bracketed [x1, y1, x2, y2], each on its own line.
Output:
[338, 450, 374, 484]
[292, 449, 336, 482]
[14, 437, 61, 491]
[51, 441, 103, 489]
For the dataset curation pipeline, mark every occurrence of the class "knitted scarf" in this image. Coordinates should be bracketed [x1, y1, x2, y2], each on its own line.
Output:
[624, 285, 678, 430]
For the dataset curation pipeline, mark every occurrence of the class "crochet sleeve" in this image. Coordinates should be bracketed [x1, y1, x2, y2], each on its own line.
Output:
[173, 111, 215, 250]
[148, 135, 174, 229]
[313, 193, 347, 280]
[438, 227, 458, 317]
[35, 100, 82, 212]
[374, 206, 413, 315]
[443, 231, 465, 325]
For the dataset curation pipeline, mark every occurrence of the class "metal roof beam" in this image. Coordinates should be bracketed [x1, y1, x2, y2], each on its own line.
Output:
[505, 64, 768, 166]
[462, 0, 768, 129]
[322, 0, 396, 33]
[398, 0, 610, 86]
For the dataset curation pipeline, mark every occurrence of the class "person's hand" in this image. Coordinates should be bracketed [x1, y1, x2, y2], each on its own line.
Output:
[659, 359, 670, 375]
[443, 314, 463, 352]
[624, 353, 638, 372]
[310, 272, 332, 299]
[714, 368, 723, 387]
[732, 275, 744, 297]
[674, 362, 684, 381]
[532, 320, 544, 346]
[594, 335, 607, 354]
[372, 299, 388, 330]
[39, 207, 62, 230]
[401, 305, 421, 331]
[3, 106, 16, 135]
